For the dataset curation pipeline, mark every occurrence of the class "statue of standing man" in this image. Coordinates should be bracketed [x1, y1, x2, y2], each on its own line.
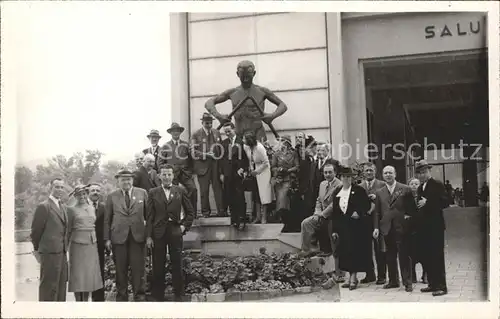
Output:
[205, 60, 288, 142]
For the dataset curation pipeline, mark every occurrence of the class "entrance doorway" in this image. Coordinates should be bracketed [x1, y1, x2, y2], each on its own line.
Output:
[364, 50, 488, 207]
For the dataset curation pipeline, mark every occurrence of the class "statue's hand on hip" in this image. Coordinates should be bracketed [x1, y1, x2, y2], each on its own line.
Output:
[217, 114, 230, 123]
[261, 113, 274, 125]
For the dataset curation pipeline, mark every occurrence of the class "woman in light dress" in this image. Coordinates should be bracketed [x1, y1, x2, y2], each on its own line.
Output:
[67, 185, 103, 301]
[243, 132, 273, 224]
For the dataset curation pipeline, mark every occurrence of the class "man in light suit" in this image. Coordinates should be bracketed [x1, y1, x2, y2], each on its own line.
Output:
[104, 169, 148, 301]
[146, 164, 195, 301]
[134, 153, 161, 192]
[359, 162, 387, 285]
[191, 112, 224, 217]
[300, 162, 341, 255]
[31, 177, 69, 301]
[373, 166, 417, 292]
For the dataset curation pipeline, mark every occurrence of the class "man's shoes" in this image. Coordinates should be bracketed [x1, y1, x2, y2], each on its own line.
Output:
[341, 282, 350, 288]
[321, 278, 336, 290]
[383, 283, 400, 289]
[405, 285, 413, 292]
[376, 278, 386, 285]
[316, 252, 332, 258]
[432, 289, 448, 297]
[420, 286, 436, 293]
[360, 276, 376, 284]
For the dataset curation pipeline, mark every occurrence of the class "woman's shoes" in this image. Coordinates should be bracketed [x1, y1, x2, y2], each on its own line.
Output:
[349, 280, 359, 290]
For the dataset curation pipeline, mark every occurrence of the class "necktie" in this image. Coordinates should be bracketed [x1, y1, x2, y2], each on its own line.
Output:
[326, 181, 331, 194]
[93, 201, 97, 210]
[125, 191, 131, 208]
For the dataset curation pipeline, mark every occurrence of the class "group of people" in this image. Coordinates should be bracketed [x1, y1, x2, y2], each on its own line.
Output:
[300, 160, 449, 297]
[134, 114, 338, 233]
[30, 112, 449, 302]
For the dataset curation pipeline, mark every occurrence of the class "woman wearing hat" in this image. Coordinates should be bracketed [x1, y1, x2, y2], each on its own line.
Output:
[330, 165, 372, 290]
[271, 135, 299, 232]
[67, 185, 103, 301]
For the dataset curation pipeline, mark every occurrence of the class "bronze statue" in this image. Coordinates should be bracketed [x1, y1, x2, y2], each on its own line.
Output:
[205, 60, 288, 141]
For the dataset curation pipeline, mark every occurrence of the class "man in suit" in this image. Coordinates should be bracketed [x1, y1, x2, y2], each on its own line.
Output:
[160, 122, 198, 217]
[143, 129, 162, 172]
[373, 166, 417, 292]
[359, 162, 387, 285]
[88, 183, 106, 302]
[311, 143, 336, 205]
[219, 122, 248, 229]
[146, 164, 195, 301]
[415, 160, 449, 297]
[300, 162, 341, 255]
[134, 153, 161, 192]
[104, 169, 148, 301]
[31, 177, 69, 301]
[191, 112, 224, 217]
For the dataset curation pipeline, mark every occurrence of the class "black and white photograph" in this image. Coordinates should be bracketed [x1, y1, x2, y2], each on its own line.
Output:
[2, 1, 499, 318]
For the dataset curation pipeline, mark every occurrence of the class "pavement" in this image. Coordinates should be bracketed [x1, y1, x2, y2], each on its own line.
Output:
[14, 206, 487, 302]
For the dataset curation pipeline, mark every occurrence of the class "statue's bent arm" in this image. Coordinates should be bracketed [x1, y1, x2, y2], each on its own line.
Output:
[261, 86, 288, 120]
[205, 88, 236, 119]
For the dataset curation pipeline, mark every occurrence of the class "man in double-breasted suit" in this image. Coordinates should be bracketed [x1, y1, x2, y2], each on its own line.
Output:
[373, 166, 417, 292]
[359, 162, 387, 285]
[104, 169, 148, 301]
[191, 112, 224, 217]
[160, 122, 198, 215]
[415, 160, 449, 297]
[146, 164, 195, 301]
[88, 183, 106, 302]
[219, 122, 248, 229]
[300, 161, 341, 255]
[31, 178, 69, 301]
[134, 153, 161, 192]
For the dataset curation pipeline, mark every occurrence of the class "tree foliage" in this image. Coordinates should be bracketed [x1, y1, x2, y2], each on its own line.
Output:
[15, 149, 132, 231]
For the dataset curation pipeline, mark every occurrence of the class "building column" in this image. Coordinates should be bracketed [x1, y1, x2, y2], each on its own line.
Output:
[170, 13, 191, 137]
[326, 13, 348, 165]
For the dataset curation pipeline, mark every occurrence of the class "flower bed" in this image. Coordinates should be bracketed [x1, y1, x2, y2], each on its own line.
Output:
[104, 251, 330, 300]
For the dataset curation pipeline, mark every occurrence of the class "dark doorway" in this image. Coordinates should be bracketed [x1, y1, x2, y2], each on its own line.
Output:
[364, 51, 488, 207]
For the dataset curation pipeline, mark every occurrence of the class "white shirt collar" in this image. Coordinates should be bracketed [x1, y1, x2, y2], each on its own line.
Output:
[121, 188, 133, 196]
[49, 195, 60, 208]
[386, 182, 396, 194]
[337, 185, 352, 197]
[203, 127, 210, 135]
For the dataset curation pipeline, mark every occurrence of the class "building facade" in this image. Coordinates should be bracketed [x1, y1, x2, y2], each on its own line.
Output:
[170, 12, 489, 207]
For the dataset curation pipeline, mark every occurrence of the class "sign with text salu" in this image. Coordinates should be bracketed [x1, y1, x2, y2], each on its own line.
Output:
[425, 20, 482, 39]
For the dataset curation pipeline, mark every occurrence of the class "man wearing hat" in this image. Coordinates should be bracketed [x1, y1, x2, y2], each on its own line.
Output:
[191, 113, 224, 217]
[143, 129, 162, 172]
[414, 160, 449, 296]
[104, 169, 148, 301]
[159, 122, 198, 214]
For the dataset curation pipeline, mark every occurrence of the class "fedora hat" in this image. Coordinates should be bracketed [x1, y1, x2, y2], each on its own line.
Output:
[338, 165, 358, 177]
[200, 112, 214, 122]
[167, 122, 185, 134]
[415, 159, 432, 172]
[115, 168, 135, 179]
[147, 129, 162, 139]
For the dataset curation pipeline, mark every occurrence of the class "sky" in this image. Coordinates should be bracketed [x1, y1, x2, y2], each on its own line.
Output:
[13, 3, 172, 168]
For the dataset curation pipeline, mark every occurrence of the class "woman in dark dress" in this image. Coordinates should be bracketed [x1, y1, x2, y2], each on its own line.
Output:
[331, 165, 372, 290]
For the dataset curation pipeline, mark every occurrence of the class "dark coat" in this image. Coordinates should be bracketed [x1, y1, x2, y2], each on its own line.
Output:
[218, 136, 248, 179]
[146, 185, 195, 239]
[374, 182, 417, 237]
[159, 139, 193, 176]
[418, 178, 449, 232]
[133, 165, 160, 192]
[31, 199, 69, 253]
[191, 127, 222, 176]
[331, 184, 372, 272]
